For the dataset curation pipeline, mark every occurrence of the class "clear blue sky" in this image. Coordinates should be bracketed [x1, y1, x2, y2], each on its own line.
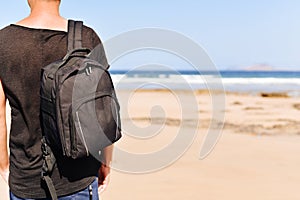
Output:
[1, 0, 299, 70]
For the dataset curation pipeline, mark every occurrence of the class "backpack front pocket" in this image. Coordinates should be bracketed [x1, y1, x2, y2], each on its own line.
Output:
[69, 91, 119, 159]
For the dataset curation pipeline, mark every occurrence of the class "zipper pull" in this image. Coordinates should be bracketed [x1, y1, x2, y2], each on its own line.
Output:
[85, 66, 92, 76]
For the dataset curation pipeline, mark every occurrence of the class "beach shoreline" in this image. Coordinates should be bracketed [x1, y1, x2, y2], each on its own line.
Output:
[1, 89, 300, 199]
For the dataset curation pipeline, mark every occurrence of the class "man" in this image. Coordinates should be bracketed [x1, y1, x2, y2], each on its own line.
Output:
[0, 0, 116, 199]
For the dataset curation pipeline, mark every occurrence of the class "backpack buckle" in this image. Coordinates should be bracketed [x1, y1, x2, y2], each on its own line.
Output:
[41, 137, 50, 156]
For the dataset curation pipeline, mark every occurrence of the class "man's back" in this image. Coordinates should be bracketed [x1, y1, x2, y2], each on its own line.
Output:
[0, 23, 107, 199]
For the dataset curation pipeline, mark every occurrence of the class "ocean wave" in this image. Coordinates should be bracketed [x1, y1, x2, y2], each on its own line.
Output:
[110, 74, 300, 95]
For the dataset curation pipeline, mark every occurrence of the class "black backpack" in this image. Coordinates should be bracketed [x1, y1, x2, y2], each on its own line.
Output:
[40, 20, 121, 200]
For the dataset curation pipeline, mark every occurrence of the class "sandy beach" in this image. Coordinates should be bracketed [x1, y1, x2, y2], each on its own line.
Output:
[1, 90, 300, 199]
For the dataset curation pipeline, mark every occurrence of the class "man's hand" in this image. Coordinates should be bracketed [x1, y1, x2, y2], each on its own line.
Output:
[0, 168, 9, 184]
[98, 164, 110, 194]
[98, 145, 113, 194]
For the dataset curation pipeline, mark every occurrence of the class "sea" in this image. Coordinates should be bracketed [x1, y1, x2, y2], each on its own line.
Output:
[109, 70, 300, 96]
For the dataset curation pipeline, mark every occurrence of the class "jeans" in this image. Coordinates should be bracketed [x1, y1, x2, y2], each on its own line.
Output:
[10, 178, 99, 200]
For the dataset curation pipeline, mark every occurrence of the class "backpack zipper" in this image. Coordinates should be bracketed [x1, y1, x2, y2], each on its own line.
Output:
[72, 91, 117, 112]
[75, 111, 89, 156]
[56, 89, 68, 156]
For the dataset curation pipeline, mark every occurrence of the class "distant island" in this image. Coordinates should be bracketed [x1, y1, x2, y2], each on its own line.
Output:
[243, 64, 274, 71]
[225, 64, 298, 71]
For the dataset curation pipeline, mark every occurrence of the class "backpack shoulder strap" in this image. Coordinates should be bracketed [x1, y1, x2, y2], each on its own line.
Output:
[67, 20, 83, 52]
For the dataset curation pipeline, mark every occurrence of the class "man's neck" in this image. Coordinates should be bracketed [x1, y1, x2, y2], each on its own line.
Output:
[29, 1, 61, 19]
[16, 1, 67, 32]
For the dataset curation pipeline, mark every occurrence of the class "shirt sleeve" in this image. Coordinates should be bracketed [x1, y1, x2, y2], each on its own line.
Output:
[89, 29, 110, 70]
